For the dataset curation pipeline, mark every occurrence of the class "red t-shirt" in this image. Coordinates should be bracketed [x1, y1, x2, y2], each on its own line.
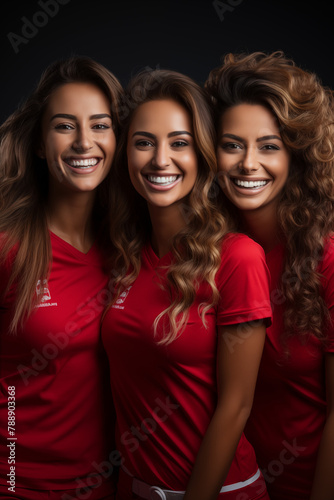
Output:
[102, 233, 272, 498]
[0, 232, 116, 493]
[245, 239, 334, 500]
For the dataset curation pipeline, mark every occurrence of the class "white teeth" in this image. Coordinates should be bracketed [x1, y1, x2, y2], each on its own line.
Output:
[67, 158, 99, 167]
[234, 179, 268, 188]
[148, 175, 178, 185]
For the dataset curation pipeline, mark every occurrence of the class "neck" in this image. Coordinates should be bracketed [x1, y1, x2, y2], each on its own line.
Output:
[148, 203, 186, 258]
[240, 204, 282, 253]
[47, 188, 96, 253]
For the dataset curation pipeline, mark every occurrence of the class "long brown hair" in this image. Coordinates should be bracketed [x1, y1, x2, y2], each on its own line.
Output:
[0, 56, 123, 332]
[206, 51, 334, 341]
[108, 68, 232, 344]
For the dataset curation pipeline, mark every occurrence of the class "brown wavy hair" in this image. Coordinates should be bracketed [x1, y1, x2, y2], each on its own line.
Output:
[205, 51, 334, 341]
[0, 56, 123, 332]
[108, 68, 232, 344]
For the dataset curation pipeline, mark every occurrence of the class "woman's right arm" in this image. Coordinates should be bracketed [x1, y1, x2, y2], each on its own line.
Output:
[184, 320, 266, 500]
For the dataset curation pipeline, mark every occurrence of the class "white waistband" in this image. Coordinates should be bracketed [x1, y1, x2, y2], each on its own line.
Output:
[132, 468, 261, 499]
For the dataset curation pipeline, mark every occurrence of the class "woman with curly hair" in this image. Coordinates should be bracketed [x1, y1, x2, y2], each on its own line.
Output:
[0, 57, 123, 499]
[102, 68, 272, 500]
[205, 51, 334, 500]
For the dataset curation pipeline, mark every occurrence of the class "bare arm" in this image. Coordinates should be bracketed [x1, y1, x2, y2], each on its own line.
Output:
[183, 321, 266, 500]
[310, 353, 334, 500]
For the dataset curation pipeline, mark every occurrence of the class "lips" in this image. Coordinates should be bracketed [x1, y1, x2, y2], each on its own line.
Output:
[64, 157, 100, 168]
[62, 157, 102, 175]
[232, 178, 269, 189]
[147, 174, 179, 185]
[144, 173, 182, 191]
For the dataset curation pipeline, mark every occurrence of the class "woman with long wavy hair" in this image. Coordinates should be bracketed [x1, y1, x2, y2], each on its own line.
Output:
[0, 56, 123, 499]
[205, 51, 334, 500]
[102, 68, 272, 500]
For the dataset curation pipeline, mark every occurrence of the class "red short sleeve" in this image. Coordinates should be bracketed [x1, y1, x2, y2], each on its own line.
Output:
[216, 234, 272, 326]
[321, 237, 334, 352]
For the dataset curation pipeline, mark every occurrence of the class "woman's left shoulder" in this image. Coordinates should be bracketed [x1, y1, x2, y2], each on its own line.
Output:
[321, 235, 334, 269]
[221, 232, 265, 261]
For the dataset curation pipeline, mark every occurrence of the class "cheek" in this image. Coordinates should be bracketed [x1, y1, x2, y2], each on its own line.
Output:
[44, 139, 66, 177]
[188, 162, 198, 180]
[282, 159, 290, 183]
[127, 153, 141, 179]
[127, 155, 144, 193]
[217, 162, 231, 186]
[216, 171, 228, 192]
[44, 135, 56, 157]
[104, 136, 117, 156]
[216, 151, 230, 173]
[44, 134, 67, 159]
[183, 153, 198, 177]
[272, 157, 290, 185]
[281, 168, 289, 186]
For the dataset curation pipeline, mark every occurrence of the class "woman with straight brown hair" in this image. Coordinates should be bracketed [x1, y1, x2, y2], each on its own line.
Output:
[102, 68, 272, 500]
[0, 56, 123, 500]
[206, 51, 334, 500]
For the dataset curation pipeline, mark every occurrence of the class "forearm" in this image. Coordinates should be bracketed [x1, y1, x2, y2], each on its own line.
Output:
[183, 405, 250, 500]
[184, 321, 266, 500]
[310, 412, 334, 500]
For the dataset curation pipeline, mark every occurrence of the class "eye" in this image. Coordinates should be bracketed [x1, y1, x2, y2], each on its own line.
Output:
[261, 144, 280, 151]
[92, 123, 111, 130]
[55, 123, 74, 131]
[135, 139, 154, 148]
[221, 142, 242, 151]
[171, 140, 188, 148]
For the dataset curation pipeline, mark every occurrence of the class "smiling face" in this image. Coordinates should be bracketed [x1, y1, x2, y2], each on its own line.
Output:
[126, 99, 198, 210]
[39, 82, 116, 195]
[216, 103, 290, 215]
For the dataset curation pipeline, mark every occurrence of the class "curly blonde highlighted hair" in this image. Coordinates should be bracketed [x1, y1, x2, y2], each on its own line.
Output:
[108, 69, 232, 344]
[206, 51, 334, 341]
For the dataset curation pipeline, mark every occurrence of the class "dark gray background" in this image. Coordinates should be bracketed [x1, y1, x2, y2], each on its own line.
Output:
[1, 0, 333, 123]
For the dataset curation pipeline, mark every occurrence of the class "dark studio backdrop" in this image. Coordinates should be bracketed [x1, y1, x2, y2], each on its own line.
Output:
[1, 0, 333, 123]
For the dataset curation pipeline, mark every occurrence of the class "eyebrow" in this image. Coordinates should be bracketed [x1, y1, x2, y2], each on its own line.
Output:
[132, 130, 193, 139]
[50, 113, 112, 122]
[221, 133, 282, 142]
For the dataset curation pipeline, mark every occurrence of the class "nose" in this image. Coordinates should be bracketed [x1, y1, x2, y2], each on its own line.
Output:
[151, 143, 170, 169]
[239, 146, 259, 172]
[72, 127, 93, 152]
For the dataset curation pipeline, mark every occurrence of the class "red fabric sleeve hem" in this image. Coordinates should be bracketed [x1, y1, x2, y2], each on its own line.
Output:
[216, 308, 272, 327]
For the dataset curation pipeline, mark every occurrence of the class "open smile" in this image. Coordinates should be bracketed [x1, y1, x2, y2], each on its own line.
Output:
[144, 174, 182, 190]
[231, 178, 270, 189]
[229, 177, 272, 195]
[63, 157, 102, 173]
